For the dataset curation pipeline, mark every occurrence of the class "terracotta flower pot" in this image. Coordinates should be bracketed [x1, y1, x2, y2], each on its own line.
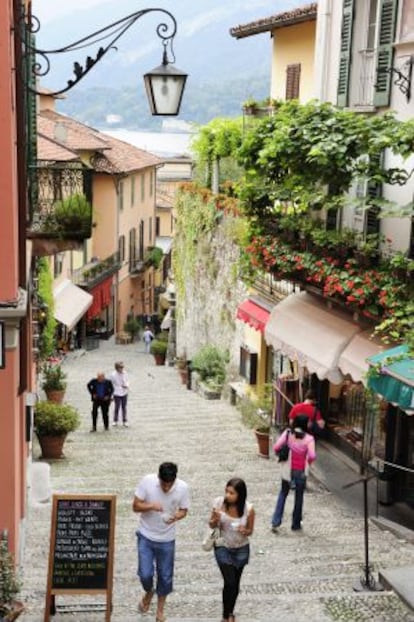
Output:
[254, 429, 270, 459]
[45, 389, 65, 404]
[37, 435, 67, 459]
[178, 369, 188, 384]
[153, 353, 166, 366]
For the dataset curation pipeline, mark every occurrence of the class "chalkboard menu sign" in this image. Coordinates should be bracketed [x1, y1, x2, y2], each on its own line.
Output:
[44, 494, 116, 622]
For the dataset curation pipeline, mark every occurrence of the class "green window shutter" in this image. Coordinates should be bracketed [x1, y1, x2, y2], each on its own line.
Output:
[409, 218, 414, 259]
[366, 153, 382, 235]
[374, 0, 398, 107]
[337, 0, 355, 108]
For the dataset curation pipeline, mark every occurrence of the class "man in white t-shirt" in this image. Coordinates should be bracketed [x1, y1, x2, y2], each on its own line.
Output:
[110, 361, 129, 426]
[133, 462, 190, 622]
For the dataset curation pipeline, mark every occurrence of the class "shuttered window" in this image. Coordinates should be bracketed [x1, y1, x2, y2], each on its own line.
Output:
[409, 218, 414, 259]
[374, 0, 398, 107]
[118, 235, 125, 262]
[337, 0, 355, 108]
[129, 228, 136, 270]
[365, 153, 382, 235]
[285, 64, 301, 100]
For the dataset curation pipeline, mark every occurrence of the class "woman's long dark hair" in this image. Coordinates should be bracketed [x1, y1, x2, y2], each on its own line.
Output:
[224, 477, 247, 517]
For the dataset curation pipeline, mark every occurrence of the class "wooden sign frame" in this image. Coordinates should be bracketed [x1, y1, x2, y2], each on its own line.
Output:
[44, 494, 116, 622]
[0, 321, 5, 369]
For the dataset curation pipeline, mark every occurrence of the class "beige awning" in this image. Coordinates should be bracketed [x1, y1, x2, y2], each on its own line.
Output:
[53, 279, 93, 331]
[339, 332, 386, 385]
[264, 292, 361, 384]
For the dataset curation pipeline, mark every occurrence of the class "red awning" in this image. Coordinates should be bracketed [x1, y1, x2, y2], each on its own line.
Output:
[236, 299, 270, 333]
[87, 277, 113, 320]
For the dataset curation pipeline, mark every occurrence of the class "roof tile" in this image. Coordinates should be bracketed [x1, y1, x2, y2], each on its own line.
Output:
[230, 2, 317, 39]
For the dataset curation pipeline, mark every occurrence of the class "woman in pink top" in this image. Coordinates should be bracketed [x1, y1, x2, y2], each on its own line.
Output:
[271, 420, 316, 532]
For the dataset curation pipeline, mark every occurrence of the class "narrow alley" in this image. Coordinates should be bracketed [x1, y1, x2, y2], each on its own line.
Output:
[20, 340, 414, 622]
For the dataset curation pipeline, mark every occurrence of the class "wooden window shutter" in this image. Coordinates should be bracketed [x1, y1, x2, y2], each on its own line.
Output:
[374, 0, 398, 107]
[365, 152, 383, 235]
[285, 64, 301, 100]
[337, 0, 355, 108]
[409, 218, 414, 259]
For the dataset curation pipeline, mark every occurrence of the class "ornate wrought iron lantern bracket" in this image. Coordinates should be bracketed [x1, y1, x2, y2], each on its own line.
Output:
[22, 7, 187, 114]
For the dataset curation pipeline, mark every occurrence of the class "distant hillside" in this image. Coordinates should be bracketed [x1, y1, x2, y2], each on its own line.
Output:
[57, 73, 270, 130]
[36, 0, 300, 126]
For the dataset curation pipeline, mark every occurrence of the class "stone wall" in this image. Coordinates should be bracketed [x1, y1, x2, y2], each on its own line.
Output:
[174, 213, 246, 377]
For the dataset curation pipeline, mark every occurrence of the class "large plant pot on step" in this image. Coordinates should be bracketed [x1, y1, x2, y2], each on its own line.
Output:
[44, 389, 65, 404]
[255, 428, 270, 458]
[153, 353, 166, 366]
[37, 435, 67, 459]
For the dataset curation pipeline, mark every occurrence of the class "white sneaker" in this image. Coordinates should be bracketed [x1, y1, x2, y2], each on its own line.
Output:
[123, 422, 129, 427]
[112, 421, 118, 427]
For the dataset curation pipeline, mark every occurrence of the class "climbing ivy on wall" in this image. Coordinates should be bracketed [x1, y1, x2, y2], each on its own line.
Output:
[173, 182, 248, 327]
[37, 257, 56, 360]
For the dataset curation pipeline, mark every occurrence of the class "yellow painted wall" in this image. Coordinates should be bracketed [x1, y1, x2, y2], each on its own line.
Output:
[240, 324, 268, 391]
[271, 20, 316, 102]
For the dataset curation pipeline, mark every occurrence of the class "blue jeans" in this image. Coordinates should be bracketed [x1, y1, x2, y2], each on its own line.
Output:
[214, 545, 249, 619]
[113, 395, 128, 422]
[272, 470, 306, 530]
[137, 532, 175, 596]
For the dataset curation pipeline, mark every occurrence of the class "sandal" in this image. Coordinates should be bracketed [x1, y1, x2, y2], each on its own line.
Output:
[138, 590, 153, 613]
[155, 616, 166, 622]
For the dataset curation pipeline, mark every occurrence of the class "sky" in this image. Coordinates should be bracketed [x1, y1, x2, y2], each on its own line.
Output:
[34, 0, 110, 23]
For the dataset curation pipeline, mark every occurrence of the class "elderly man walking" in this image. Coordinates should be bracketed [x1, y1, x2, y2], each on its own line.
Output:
[86, 372, 114, 432]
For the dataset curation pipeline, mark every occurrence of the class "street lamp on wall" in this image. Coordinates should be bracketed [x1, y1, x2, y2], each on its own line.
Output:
[22, 7, 188, 116]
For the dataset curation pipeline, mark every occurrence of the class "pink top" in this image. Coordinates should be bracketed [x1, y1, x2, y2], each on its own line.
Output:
[273, 429, 316, 471]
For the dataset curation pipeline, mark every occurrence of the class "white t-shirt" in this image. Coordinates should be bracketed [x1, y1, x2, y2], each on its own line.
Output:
[135, 474, 190, 542]
[213, 496, 252, 549]
[110, 370, 129, 396]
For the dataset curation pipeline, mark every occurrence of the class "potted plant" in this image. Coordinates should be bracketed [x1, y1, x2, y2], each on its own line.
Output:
[242, 98, 259, 115]
[175, 353, 188, 384]
[191, 345, 228, 399]
[34, 401, 81, 459]
[41, 363, 67, 403]
[0, 533, 23, 622]
[239, 384, 273, 458]
[123, 317, 141, 342]
[145, 246, 163, 269]
[53, 193, 92, 238]
[150, 338, 168, 365]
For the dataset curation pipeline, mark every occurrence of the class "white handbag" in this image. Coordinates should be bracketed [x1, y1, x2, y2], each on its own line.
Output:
[201, 527, 220, 551]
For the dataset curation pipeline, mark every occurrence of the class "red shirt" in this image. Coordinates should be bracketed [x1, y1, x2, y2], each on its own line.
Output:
[289, 402, 322, 425]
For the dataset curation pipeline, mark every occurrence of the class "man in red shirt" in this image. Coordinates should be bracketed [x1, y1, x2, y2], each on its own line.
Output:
[288, 390, 325, 434]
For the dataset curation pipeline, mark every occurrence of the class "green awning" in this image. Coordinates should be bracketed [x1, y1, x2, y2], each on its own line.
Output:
[367, 345, 414, 411]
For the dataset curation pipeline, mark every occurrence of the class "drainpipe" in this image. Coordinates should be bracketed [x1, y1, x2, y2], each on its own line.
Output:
[314, 0, 332, 102]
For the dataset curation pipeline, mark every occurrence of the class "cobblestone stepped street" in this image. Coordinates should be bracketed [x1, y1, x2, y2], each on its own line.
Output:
[20, 340, 414, 622]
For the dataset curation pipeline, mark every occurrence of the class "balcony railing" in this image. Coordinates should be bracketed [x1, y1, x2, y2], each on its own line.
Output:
[254, 272, 300, 304]
[72, 252, 121, 288]
[27, 162, 93, 240]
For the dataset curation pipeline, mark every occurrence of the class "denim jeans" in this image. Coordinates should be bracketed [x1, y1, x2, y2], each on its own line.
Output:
[214, 544, 249, 619]
[137, 532, 175, 596]
[113, 395, 128, 422]
[271, 470, 307, 530]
